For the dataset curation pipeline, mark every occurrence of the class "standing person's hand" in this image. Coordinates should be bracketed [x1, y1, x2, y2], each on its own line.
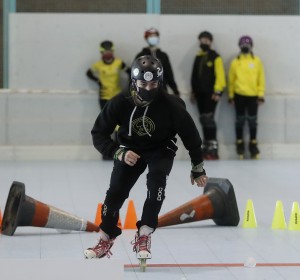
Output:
[211, 92, 222, 102]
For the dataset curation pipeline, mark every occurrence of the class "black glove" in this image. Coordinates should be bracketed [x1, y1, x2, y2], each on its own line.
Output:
[190, 162, 206, 180]
[114, 147, 128, 163]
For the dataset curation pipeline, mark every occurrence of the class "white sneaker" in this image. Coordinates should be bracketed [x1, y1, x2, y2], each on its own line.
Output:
[84, 231, 115, 259]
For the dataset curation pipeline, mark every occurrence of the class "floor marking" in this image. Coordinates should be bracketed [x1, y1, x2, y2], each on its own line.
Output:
[124, 263, 300, 268]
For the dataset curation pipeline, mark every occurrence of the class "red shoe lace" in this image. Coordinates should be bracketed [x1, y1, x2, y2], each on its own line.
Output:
[92, 239, 114, 258]
[132, 234, 151, 253]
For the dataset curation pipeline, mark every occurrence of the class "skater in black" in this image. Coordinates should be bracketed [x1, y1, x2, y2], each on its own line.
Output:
[228, 35, 265, 159]
[191, 31, 226, 160]
[84, 55, 208, 263]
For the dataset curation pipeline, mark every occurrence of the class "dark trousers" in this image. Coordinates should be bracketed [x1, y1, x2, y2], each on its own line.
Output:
[234, 93, 258, 140]
[195, 92, 218, 140]
[100, 147, 175, 238]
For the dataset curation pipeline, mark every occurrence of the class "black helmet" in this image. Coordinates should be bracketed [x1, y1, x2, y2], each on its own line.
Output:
[131, 55, 163, 82]
[99, 40, 114, 52]
[198, 31, 213, 41]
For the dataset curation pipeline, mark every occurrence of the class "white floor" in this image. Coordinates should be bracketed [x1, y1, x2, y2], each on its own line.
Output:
[0, 159, 300, 279]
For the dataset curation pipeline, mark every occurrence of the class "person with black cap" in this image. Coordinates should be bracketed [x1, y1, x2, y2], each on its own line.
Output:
[86, 40, 130, 109]
[135, 28, 180, 96]
[190, 31, 226, 160]
[84, 55, 207, 262]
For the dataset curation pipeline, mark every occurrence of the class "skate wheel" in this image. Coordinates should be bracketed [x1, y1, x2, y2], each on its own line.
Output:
[139, 258, 147, 272]
[239, 154, 244, 160]
[251, 154, 259, 160]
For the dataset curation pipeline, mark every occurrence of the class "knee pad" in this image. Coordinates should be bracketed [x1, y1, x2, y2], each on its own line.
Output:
[247, 115, 257, 129]
[235, 115, 246, 128]
[200, 113, 216, 128]
[147, 170, 167, 203]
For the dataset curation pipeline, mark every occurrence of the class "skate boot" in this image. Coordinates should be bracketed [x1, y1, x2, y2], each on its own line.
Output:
[132, 225, 153, 272]
[84, 231, 115, 259]
[202, 140, 209, 160]
[206, 140, 219, 160]
[236, 139, 245, 159]
[249, 139, 260, 159]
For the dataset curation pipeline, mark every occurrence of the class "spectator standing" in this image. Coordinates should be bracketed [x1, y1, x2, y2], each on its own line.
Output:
[191, 31, 226, 159]
[86, 40, 130, 110]
[228, 35, 265, 159]
[135, 28, 180, 96]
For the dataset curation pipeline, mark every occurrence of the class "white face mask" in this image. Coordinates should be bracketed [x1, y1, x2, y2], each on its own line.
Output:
[147, 36, 159, 46]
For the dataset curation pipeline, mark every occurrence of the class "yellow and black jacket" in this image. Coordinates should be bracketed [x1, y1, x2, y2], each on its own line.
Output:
[87, 58, 129, 100]
[191, 49, 226, 95]
[228, 53, 265, 99]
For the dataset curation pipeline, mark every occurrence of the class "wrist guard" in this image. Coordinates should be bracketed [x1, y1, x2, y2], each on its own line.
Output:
[191, 162, 206, 180]
[114, 147, 128, 162]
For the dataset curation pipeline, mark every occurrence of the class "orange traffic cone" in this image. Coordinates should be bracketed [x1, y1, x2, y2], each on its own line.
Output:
[123, 200, 138, 229]
[94, 203, 122, 229]
[158, 178, 240, 228]
[1, 181, 100, 236]
[94, 203, 103, 226]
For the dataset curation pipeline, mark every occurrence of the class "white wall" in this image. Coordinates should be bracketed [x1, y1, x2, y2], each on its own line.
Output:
[9, 14, 300, 94]
[1, 89, 300, 160]
[5, 13, 300, 160]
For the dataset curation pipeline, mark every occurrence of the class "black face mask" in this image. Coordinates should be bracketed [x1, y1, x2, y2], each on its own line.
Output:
[200, 43, 210, 51]
[137, 87, 159, 104]
[241, 47, 250, 54]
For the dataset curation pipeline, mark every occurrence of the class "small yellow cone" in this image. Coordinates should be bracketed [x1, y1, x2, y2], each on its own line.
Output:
[271, 200, 287, 229]
[242, 199, 257, 228]
[288, 202, 300, 231]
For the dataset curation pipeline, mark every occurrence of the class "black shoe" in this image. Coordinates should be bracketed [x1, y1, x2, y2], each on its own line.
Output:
[249, 140, 260, 159]
[206, 140, 219, 160]
[236, 139, 245, 159]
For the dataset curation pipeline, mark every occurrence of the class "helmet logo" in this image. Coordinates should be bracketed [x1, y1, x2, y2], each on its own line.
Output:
[144, 71, 153, 81]
[157, 67, 163, 77]
[133, 68, 139, 77]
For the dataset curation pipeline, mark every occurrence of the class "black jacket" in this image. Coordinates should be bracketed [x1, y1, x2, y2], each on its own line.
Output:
[91, 90, 203, 165]
[135, 48, 180, 95]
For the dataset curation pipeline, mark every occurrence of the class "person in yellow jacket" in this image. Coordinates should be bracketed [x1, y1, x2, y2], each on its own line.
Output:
[86, 41, 130, 160]
[86, 40, 130, 109]
[191, 31, 226, 160]
[228, 35, 265, 159]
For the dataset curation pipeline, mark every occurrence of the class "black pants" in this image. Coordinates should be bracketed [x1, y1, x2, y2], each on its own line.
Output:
[234, 93, 258, 140]
[100, 146, 175, 238]
[195, 92, 218, 140]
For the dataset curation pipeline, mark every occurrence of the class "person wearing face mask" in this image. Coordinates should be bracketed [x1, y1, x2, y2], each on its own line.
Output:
[228, 35, 265, 159]
[135, 28, 180, 96]
[86, 40, 130, 110]
[84, 55, 208, 263]
[190, 31, 226, 160]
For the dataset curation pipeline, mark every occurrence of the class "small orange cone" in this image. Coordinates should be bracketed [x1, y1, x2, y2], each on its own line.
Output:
[123, 200, 138, 229]
[94, 203, 122, 229]
[94, 203, 103, 226]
